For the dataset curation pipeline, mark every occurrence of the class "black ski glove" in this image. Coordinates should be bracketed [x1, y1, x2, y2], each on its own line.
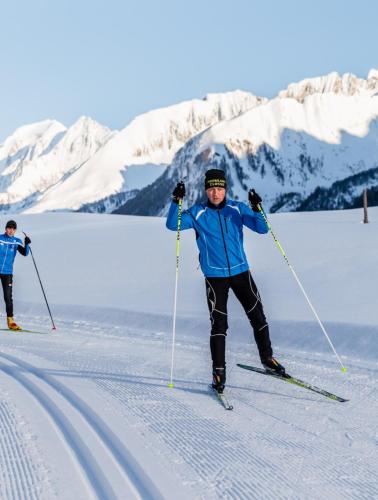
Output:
[248, 189, 262, 212]
[24, 236, 31, 246]
[172, 182, 186, 203]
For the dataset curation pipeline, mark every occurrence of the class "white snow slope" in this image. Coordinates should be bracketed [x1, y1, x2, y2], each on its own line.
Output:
[0, 207, 377, 499]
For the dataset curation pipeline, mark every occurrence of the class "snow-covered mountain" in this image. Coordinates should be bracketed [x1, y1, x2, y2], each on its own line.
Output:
[296, 165, 378, 211]
[1, 70, 378, 215]
[0, 117, 113, 212]
[279, 70, 378, 101]
[0, 91, 262, 214]
[118, 70, 378, 215]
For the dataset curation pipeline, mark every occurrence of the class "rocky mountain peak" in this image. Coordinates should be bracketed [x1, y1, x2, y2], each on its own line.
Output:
[279, 71, 378, 102]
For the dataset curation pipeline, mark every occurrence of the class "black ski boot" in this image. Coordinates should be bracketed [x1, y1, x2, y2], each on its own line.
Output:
[212, 367, 226, 393]
[261, 357, 285, 375]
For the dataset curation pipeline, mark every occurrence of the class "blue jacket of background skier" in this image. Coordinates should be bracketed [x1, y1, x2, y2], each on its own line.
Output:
[0, 233, 30, 275]
[166, 199, 269, 278]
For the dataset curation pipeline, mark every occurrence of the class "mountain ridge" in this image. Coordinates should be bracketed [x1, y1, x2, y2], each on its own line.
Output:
[1, 69, 377, 215]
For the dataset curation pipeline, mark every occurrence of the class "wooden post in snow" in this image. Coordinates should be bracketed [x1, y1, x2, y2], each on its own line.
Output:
[363, 189, 369, 224]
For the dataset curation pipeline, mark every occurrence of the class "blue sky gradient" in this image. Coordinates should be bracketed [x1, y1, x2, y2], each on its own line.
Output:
[1, 0, 377, 140]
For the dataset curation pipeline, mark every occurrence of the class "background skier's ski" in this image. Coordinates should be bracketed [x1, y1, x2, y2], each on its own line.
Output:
[0, 328, 50, 334]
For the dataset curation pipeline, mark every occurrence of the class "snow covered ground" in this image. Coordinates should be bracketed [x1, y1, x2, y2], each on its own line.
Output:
[0, 207, 377, 499]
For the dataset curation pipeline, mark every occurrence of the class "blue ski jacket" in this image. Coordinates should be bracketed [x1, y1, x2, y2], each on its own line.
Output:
[0, 233, 30, 275]
[166, 199, 269, 278]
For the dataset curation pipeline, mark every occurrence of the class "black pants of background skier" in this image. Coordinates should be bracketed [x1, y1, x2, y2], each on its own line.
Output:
[205, 270, 273, 369]
[0, 274, 13, 317]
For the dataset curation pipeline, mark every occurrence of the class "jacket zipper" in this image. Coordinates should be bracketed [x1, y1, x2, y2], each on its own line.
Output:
[224, 217, 228, 233]
[217, 212, 231, 276]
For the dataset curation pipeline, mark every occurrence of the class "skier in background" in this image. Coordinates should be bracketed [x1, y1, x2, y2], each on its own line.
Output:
[166, 169, 285, 393]
[0, 220, 31, 330]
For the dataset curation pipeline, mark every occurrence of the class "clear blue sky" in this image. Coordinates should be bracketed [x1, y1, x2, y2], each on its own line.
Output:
[1, 0, 377, 140]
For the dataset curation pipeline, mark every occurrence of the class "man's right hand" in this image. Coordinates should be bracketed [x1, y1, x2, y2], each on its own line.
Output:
[172, 182, 186, 203]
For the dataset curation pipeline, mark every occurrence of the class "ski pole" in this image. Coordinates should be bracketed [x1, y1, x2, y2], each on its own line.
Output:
[168, 198, 183, 388]
[255, 205, 346, 373]
[23, 233, 57, 331]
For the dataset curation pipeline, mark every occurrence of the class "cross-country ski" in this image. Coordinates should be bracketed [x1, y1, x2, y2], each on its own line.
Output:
[209, 385, 234, 410]
[237, 363, 348, 402]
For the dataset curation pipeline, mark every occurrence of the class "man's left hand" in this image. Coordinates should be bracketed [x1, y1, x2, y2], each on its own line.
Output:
[24, 236, 31, 246]
[248, 189, 262, 212]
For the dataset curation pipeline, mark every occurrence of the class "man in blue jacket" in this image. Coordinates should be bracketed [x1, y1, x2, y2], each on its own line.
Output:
[0, 220, 31, 330]
[166, 169, 285, 393]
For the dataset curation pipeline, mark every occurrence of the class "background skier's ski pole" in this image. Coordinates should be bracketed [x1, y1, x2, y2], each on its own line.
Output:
[23, 233, 57, 331]
[168, 198, 183, 388]
[254, 199, 346, 373]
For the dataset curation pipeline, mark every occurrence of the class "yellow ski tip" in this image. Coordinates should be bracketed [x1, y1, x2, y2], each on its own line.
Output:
[168, 383, 174, 388]
[341, 367, 347, 373]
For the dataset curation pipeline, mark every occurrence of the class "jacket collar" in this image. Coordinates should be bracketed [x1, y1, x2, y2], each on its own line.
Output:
[206, 198, 227, 210]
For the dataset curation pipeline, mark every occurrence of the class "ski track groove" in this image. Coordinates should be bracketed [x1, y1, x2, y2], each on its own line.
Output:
[0, 360, 117, 500]
[0, 400, 44, 500]
[0, 352, 163, 500]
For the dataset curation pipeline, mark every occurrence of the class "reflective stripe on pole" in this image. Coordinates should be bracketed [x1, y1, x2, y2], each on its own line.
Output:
[258, 206, 346, 373]
[168, 198, 183, 388]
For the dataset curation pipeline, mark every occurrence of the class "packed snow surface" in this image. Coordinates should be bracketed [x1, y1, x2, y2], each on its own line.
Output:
[0, 207, 377, 499]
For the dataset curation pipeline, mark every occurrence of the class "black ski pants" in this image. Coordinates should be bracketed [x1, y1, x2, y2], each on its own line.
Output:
[205, 270, 273, 369]
[0, 274, 13, 317]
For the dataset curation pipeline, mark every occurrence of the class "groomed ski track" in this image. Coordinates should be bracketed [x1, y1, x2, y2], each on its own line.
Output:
[1, 315, 377, 499]
[0, 351, 163, 500]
